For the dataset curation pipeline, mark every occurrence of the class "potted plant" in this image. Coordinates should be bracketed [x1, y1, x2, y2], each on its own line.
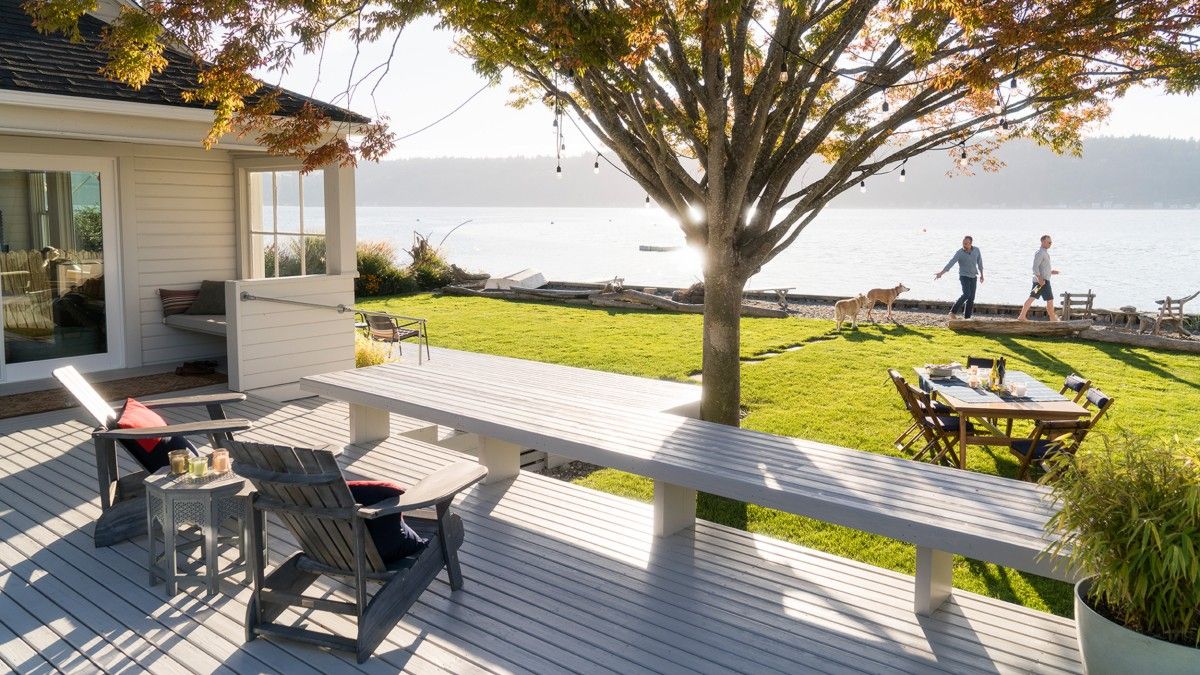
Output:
[1043, 433, 1200, 674]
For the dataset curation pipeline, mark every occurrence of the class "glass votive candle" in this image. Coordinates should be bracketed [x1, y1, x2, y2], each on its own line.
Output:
[168, 449, 189, 475]
[969, 365, 980, 376]
[968, 375, 981, 388]
[188, 456, 209, 480]
[211, 448, 231, 474]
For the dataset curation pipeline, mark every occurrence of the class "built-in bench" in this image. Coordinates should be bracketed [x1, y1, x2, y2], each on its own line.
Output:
[162, 313, 227, 336]
[302, 355, 1077, 617]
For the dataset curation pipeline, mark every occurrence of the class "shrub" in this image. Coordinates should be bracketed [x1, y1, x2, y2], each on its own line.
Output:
[356, 239, 450, 296]
[1044, 433, 1200, 646]
[73, 206, 103, 251]
[355, 333, 391, 367]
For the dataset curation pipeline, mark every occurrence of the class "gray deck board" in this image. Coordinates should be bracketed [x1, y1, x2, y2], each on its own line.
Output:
[0, 389, 1080, 674]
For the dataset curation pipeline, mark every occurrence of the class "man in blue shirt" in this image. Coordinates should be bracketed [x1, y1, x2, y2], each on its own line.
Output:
[935, 235, 984, 319]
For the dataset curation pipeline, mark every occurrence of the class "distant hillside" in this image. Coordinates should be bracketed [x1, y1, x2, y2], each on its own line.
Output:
[346, 136, 1200, 208]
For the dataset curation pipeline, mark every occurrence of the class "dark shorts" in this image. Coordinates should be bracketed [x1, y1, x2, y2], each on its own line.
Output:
[1029, 280, 1053, 301]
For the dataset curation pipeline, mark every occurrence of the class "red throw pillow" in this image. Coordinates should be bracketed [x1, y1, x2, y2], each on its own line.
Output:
[116, 398, 167, 452]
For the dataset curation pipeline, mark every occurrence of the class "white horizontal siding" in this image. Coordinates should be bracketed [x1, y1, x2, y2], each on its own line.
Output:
[132, 145, 236, 366]
[227, 275, 355, 391]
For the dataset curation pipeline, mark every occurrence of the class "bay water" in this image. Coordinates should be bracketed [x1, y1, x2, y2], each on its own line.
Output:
[291, 206, 1200, 309]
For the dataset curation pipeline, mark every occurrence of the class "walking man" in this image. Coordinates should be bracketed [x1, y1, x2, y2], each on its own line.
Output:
[1017, 234, 1059, 321]
[935, 235, 983, 319]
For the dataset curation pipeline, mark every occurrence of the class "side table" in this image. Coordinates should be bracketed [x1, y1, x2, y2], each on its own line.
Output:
[145, 468, 264, 596]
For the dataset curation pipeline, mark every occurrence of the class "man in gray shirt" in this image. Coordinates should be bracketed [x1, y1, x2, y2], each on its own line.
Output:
[935, 235, 983, 319]
[1017, 234, 1060, 321]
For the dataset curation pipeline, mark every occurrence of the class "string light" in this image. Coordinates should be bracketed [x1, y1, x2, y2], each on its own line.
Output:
[780, 62, 789, 82]
[556, 164, 563, 179]
[1000, 118, 1009, 130]
[594, 156, 601, 174]
[899, 166, 906, 183]
[880, 86, 889, 112]
[644, 194, 651, 208]
[859, 179, 867, 193]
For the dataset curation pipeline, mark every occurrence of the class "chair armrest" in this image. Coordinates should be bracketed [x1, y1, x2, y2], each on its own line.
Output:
[139, 392, 246, 410]
[358, 461, 487, 519]
[94, 418, 251, 439]
[383, 314, 426, 326]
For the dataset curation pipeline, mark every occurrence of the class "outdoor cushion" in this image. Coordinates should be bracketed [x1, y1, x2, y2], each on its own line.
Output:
[185, 280, 226, 315]
[159, 288, 199, 316]
[347, 480, 428, 562]
[930, 415, 975, 434]
[115, 398, 197, 472]
[1009, 438, 1060, 461]
[1063, 374, 1089, 393]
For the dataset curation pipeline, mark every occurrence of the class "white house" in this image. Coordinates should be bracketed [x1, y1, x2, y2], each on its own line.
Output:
[0, 0, 362, 395]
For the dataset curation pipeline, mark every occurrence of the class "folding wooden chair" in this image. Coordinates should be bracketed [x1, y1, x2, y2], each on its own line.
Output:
[1059, 373, 1091, 403]
[52, 365, 251, 546]
[903, 382, 972, 466]
[1010, 388, 1114, 481]
[224, 440, 486, 663]
[887, 369, 949, 455]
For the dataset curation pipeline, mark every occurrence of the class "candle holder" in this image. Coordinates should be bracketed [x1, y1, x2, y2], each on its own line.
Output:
[188, 456, 209, 480]
[211, 448, 231, 475]
[169, 449, 189, 476]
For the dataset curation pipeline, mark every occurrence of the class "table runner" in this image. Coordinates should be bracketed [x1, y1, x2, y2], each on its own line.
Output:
[920, 369, 1065, 404]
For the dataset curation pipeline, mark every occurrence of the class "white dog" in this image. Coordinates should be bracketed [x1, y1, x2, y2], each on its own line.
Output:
[834, 294, 869, 330]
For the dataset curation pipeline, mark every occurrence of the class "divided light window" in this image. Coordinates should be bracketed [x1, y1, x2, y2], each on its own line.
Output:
[248, 171, 326, 278]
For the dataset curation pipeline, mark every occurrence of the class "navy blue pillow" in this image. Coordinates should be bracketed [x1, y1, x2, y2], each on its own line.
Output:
[347, 481, 428, 562]
[118, 435, 197, 473]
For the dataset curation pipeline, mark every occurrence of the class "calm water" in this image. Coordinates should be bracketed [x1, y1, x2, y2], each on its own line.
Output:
[283, 206, 1200, 309]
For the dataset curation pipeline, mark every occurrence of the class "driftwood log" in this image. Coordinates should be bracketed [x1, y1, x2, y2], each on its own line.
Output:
[590, 289, 788, 318]
[1078, 327, 1200, 354]
[947, 319, 1093, 337]
[510, 287, 598, 300]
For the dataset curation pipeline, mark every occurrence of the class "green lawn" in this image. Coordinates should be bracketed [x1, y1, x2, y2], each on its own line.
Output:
[359, 293, 1200, 616]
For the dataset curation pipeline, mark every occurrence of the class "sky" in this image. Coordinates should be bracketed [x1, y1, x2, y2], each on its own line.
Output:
[277, 17, 1200, 160]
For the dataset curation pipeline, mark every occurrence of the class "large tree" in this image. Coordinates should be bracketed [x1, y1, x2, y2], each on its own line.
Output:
[26, 0, 1200, 424]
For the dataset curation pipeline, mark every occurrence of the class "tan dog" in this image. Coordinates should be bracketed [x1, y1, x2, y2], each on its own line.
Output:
[865, 283, 911, 322]
[834, 294, 869, 330]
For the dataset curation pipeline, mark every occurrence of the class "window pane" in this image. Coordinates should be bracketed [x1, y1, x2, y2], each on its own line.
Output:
[1, 169, 108, 364]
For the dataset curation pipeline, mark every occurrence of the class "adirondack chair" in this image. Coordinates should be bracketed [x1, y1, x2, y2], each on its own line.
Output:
[52, 366, 251, 547]
[223, 440, 487, 663]
[1143, 291, 1198, 336]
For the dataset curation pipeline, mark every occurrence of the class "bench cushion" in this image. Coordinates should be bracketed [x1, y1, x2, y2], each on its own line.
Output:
[185, 280, 227, 315]
[159, 288, 199, 316]
[163, 313, 227, 337]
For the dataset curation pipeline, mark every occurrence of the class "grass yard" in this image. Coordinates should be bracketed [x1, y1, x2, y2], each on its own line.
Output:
[359, 293, 1200, 616]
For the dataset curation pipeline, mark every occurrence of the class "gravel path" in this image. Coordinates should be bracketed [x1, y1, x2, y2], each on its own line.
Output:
[783, 301, 950, 327]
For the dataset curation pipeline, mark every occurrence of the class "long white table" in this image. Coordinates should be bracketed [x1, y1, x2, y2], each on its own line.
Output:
[301, 350, 1075, 616]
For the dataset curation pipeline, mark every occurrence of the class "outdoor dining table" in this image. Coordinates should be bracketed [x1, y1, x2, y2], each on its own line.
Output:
[913, 367, 1090, 469]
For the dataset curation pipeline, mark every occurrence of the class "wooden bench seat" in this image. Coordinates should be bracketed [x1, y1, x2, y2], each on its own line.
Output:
[303, 355, 1075, 617]
[163, 313, 228, 337]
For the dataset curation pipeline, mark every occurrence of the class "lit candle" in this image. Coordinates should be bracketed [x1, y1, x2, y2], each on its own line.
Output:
[169, 450, 189, 475]
[188, 456, 209, 479]
[211, 449, 231, 474]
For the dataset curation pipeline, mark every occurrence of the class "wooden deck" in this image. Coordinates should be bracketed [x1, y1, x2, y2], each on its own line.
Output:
[0, 389, 1082, 674]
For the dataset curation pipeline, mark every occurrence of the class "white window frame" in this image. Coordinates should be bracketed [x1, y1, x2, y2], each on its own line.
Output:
[0, 152, 124, 382]
[244, 169, 326, 279]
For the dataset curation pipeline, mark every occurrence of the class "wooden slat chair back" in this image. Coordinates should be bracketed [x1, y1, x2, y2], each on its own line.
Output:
[52, 365, 251, 547]
[904, 382, 967, 467]
[887, 369, 949, 456]
[1010, 388, 1114, 480]
[1059, 290, 1095, 321]
[223, 440, 486, 663]
[1146, 290, 1198, 336]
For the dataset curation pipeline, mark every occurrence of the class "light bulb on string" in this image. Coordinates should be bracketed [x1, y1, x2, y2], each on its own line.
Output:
[593, 156, 600, 174]
[780, 62, 789, 82]
[859, 179, 867, 194]
[556, 164, 563, 179]
[881, 98, 889, 112]
[1010, 76, 1017, 88]
[644, 194, 651, 208]
[1000, 118, 1009, 131]
[880, 87, 889, 112]
[899, 167, 906, 183]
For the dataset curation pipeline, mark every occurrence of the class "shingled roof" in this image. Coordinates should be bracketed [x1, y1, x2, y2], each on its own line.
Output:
[0, 0, 370, 124]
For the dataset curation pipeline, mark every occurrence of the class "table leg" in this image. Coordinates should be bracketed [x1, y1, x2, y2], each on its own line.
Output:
[915, 546, 954, 615]
[349, 403, 390, 444]
[654, 481, 697, 537]
[206, 501, 220, 596]
[146, 494, 157, 587]
[477, 436, 521, 484]
[163, 500, 178, 596]
[958, 416, 968, 470]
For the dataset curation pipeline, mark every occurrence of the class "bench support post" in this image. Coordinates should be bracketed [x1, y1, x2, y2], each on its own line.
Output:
[349, 403, 390, 444]
[914, 547, 953, 615]
[653, 481, 696, 537]
[477, 436, 522, 484]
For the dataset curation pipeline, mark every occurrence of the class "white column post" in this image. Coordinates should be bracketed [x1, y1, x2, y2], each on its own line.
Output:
[653, 481, 697, 537]
[914, 546, 954, 615]
[349, 403, 390, 444]
[322, 165, 357, 276]
[477, 436, 522, 484]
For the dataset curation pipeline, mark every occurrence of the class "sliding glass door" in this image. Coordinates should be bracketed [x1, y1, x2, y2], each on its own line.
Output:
[0, 155, 121, 382]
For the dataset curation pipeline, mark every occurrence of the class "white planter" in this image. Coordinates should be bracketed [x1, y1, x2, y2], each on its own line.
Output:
[1075, 577, 1200, 674]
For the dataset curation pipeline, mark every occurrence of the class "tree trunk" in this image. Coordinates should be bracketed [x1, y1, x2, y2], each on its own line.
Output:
[700, 255, 746, 426]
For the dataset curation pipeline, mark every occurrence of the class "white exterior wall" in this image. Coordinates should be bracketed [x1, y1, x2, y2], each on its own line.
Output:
[225, 275, 356, 392]
[0, 134, 234, 377]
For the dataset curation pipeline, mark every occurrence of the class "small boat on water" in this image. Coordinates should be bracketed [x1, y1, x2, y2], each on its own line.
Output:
[638, 244, 681, 252]
[948, 318, 1093, 337]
